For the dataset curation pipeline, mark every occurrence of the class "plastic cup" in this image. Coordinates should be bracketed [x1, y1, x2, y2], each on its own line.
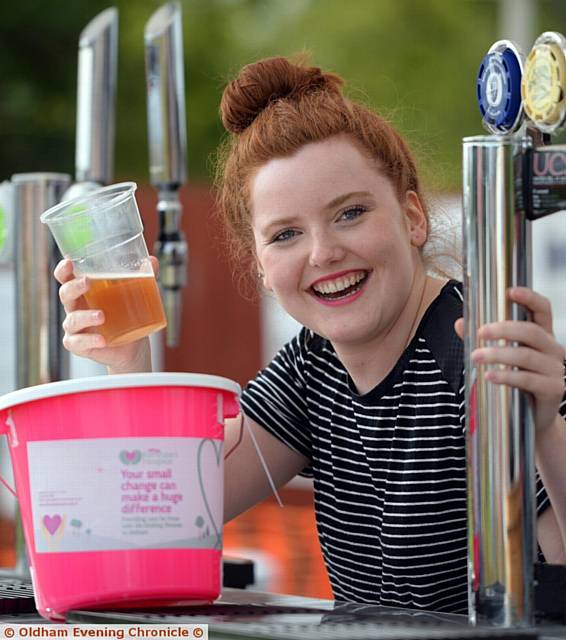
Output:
[41, 182, 167, 347]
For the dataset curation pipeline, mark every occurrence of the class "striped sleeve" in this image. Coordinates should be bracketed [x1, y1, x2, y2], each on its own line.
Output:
[560, 361, 566, 421]
[537, 361, 566, 517]
[240, 327, 313, 463]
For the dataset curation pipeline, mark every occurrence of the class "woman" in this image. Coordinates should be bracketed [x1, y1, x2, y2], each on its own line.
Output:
[54, 56, 566, 613]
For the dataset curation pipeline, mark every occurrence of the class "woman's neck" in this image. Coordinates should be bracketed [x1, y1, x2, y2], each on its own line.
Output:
[335, 274, 448, 395]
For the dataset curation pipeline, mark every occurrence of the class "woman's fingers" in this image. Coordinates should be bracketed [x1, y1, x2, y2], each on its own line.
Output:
[58, 275, 91, 313]
[61, 309, 106, 357]
[62, 309, 105, 336]
[62, 332, 107, 356]
[149, 255, 160, 277]
[478, 368, 564, 403]
[454, 317, 464, 340]
[508, 287, 554, 334]
[478, 320, 564, 361]
[53, 259, 74, 285]
[472, 345, 563, 377]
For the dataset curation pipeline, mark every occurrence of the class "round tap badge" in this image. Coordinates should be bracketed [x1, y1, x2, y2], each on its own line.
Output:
[477, 40, 524, 134]
[522, 31, 566, 133]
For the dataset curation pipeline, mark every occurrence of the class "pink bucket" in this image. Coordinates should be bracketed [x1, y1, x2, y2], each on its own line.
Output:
[0, 373, 240, 621]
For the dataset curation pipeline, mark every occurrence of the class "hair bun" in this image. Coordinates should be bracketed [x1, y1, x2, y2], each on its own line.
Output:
[220, 56, 343, 134]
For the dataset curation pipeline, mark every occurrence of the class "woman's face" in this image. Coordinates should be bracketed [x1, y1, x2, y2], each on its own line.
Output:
[250, 134, 427, 351]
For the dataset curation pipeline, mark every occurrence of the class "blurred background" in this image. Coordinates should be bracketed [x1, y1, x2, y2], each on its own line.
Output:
[0, 0, 565, 600]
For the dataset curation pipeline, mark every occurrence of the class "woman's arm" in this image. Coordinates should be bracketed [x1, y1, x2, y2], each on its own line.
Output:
[223, 414, 309, 523]
[536, 415, 566, 563]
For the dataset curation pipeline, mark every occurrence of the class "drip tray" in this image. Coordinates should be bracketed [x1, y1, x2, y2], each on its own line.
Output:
[66, 601, 554, 640]
[0, 577, 36, 614]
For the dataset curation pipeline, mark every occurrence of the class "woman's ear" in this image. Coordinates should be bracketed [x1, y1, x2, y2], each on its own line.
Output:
[404, 191, 428, 248]
[258, 270, 269, 290]
[255, 260, 271, 291]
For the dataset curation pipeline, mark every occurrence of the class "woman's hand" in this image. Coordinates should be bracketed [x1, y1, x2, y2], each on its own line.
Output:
[455, 287, 565, 435]
[54, 258, 158, 374]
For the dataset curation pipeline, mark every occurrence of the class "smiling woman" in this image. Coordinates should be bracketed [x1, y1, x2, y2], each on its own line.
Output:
[211, 55, 566, 612]
[53, 54, 566, 614]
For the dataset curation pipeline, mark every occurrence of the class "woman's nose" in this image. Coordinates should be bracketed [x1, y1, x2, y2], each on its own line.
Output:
[308, 232, 345, 268]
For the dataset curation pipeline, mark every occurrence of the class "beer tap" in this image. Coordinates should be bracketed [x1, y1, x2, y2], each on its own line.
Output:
[144, 1, 188, 348]
[464, 31, 566, 627]
[64, 7, 118, 202]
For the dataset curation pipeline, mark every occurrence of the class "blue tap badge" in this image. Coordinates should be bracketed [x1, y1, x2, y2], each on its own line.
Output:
[477, 41, 524, 134]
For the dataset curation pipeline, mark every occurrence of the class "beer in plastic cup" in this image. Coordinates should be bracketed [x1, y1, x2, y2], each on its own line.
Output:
[41, 182, 167, 347]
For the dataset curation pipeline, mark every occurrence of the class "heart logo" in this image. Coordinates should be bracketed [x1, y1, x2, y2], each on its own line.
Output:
[197, 439, 223, 549]
[119, 450, 142, 465]
[43, 514, 62, 536]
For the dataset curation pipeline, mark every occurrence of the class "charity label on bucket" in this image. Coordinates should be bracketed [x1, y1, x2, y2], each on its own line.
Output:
[28, 437, 223, 553]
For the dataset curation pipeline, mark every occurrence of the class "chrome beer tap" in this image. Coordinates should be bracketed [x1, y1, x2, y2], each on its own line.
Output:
[464, 33, 566, 627]
[76, 8, 118, 187]
[64, 7, 118, 203]
[144, 1, 188, 348]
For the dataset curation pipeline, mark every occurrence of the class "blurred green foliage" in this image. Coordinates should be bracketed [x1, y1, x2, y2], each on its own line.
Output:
[0, 0, 564, 191]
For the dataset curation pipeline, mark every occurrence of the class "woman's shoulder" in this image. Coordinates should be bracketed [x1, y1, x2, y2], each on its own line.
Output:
[440, 279, 463, 302]
[428, 279, 463, 317]
[418, 279, 464, 394]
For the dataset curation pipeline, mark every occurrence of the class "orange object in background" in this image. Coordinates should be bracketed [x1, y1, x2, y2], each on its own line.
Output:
[0, 518, 15, 568]
[224, 487, 332, 599]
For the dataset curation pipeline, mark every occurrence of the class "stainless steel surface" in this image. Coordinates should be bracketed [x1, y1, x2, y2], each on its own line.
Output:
[144, 2, 188, 347]
[10, 172, 71, 576]
[75, 7, 118, 185]
[462, 136, 536, 626]
[153, 193, 187, 347]
[12, 173, 71, 387]
[65, 588, 566, 639]
[144, 1, 187, 189]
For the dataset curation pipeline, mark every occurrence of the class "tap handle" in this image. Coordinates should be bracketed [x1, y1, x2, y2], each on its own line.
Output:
[154, 196, 188, 348]
[75, 7, 118, 185]
[144, 2, 187, 189]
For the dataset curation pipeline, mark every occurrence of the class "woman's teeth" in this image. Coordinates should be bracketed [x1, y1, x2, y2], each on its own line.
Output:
[312, 271, 367, 299]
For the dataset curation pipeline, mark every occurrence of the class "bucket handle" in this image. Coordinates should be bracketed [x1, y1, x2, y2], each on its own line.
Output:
[225, 414, 283, 508]
[0, 474, 16, 499]
[0, 411, 17, 498]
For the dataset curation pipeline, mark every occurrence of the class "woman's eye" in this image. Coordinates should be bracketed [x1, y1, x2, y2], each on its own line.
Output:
[271, 228, 298, 243]
[339, 206, 366, 222]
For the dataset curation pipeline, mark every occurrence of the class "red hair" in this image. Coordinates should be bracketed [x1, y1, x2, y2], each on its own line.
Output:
[215, 56, 428, 281]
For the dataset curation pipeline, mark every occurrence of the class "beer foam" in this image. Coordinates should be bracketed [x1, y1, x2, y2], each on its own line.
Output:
[82, 272, 155, 280]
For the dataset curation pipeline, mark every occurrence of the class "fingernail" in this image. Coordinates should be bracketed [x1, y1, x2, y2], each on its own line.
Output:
[92, 311, 104, 322]
[472, 350, 484, 363]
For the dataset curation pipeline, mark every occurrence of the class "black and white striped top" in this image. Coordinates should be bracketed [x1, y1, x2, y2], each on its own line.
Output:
[240, 281, 556, 613]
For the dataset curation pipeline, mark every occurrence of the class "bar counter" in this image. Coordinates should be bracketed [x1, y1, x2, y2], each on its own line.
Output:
[2, 587, 566, 640]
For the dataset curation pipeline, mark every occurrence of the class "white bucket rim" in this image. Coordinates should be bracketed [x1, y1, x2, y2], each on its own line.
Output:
[0, 373, 241, 412]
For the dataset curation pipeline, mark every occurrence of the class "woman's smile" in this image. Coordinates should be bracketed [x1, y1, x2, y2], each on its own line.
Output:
[308, 269, 371, 305]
